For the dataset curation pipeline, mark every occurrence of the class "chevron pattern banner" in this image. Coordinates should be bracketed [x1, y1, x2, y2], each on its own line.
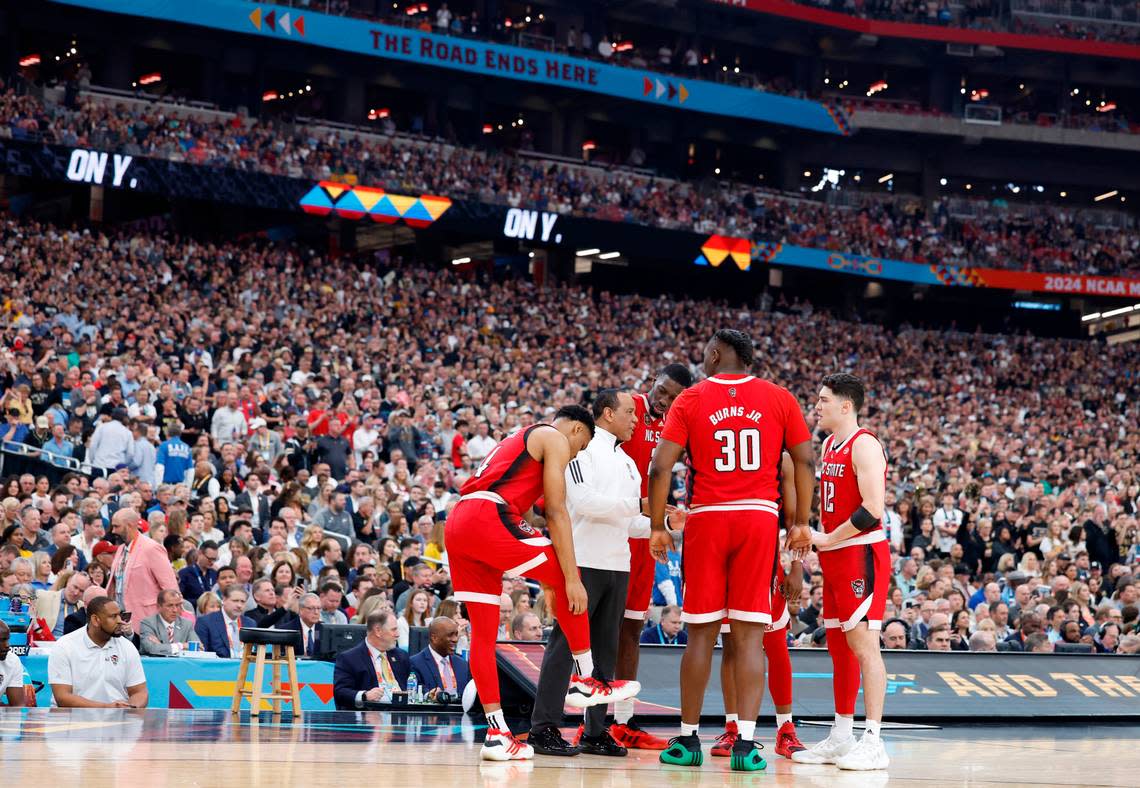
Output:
[299, 181, 452, 228]
[695, 234, 752, 271]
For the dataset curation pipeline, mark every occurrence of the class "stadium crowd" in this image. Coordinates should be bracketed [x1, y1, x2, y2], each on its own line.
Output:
[0, 213, 1138, 662]
[1, 87, 1137, 278]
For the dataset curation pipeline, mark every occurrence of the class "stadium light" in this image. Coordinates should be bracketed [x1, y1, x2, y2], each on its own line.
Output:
[598, 252, 621, 260]
[878, 173, 893, 184]
[1094, 190, 1119, 202]
[1102, 306, 1135, 318]
[939, 178, 948, 186]
[19, 54, 41, 67]
[1081, 313, 1102, 322]
[451, 257, 471, 265]
[576, 249, 600, 257]
[138, 72, 162, 86]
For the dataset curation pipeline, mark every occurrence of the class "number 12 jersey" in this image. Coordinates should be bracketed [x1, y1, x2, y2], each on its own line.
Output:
[660, 373, 811, 507]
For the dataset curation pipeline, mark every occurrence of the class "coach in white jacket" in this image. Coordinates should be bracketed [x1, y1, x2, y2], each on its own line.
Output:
[530, 389, 679, 757]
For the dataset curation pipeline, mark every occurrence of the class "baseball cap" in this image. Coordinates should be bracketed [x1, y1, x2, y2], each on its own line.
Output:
[249, 417, 267, 430]
[92, 540, 117, 558]
[35, 415, 49, 429]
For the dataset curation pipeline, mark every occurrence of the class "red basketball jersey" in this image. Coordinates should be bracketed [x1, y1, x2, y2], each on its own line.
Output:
[820, 428, 885, 536]
[660, 374, 811, 507]
[620, 392, 664, 497]
[460, 424, 550, 514]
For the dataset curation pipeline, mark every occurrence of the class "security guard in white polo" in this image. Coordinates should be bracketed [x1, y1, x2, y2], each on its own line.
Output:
[530, 389, 671, 756]
[48, 596, 148, 708]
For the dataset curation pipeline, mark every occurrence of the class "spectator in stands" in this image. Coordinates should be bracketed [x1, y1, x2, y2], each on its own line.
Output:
[509, 612, 544, 642]
[640, 605, 688, 645]
[87, 409, 133, 471]
[106, 508, 177, 633]
[410, 617, 470, 699]
[48, 596, 147, 708]
[280, 592, 324, 658]
[1025, 632, 1053, 653]
[194, 586, 256, 659]
[927, 624, 953, 651]
[881, 619, 910, 650]
[34, 570, 91, 639]
[319, 582, 349, 626]
[968, 630, 997, 652]
[63, 585, 105, 635]
[140, 589, 201, 656]
[333, 610, 410, 709]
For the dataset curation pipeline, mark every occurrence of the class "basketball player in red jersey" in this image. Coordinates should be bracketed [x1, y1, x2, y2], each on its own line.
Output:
[446, 406, 642, 761]
[712, 452, 806, 760]
[792, 373, 890, 771]
[649, 329, 815, 772]
[610, 363, 693, 751]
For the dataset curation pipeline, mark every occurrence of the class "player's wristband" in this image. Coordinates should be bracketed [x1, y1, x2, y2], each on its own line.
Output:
[851, 506, 879, 532]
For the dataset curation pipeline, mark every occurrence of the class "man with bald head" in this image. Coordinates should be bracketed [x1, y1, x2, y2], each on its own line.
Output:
[409, 616, 471, 699]
[105, 508, 178, 633]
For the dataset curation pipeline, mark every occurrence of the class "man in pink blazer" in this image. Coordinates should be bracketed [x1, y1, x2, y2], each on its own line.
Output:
[106, 508, 178, 634]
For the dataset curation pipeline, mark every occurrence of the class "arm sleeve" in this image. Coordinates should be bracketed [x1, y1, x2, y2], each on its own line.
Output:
[565, 451, 641, 521]
[628, 514, 652, 539]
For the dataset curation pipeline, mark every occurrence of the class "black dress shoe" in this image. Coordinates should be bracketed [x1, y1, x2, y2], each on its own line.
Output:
[530, 726, 581, 756]
[580, 731, 628, 757]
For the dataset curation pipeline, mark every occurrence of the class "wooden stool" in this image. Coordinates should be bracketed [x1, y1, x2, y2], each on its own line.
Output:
[230, 627, 303, 719]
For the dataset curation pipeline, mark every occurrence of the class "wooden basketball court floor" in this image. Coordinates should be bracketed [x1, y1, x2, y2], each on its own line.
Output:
[1, 708, 1136, 787]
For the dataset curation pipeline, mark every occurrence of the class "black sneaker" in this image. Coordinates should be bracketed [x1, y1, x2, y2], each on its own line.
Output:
[529, 725, 581, 757]
[579, 730, 628, 757]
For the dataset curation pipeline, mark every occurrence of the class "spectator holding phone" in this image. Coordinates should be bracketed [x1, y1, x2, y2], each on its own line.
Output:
[48, 596, 148, 708]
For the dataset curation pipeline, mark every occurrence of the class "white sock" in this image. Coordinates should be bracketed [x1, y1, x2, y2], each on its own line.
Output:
[615, 699, 635, 726]
[865, 719, 881, 739]
[573, 650, 594, 678]
[486, 709, 508, 733]
[681, 722, 699, 737]
[725, 713, 739, 725]
[776, 712, 793, 729]
[833, 714, 854, 740]
[737, 720, 756, 742]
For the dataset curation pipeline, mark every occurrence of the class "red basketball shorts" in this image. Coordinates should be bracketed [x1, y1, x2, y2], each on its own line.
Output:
[681, 504, 779, 625]
[624, 537, 654, 620]
[721, 561, 788, 634]
[819, 538, 890, 632]
[445, 494, 559, 606]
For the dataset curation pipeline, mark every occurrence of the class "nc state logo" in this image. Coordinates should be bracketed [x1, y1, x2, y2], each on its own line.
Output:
[518, 520, 538, 536]
[643, 413, 652, 425]
[728, 387, 737, 398]
[851, 579, 865, 598]
[110, 654, 120, 665]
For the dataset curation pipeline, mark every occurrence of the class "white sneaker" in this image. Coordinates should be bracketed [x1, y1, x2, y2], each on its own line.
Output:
[835, 735, 889, 771]
[564, 675, 641, 709]
[480, 728, 535, 761]
[790, 732, 855, 764]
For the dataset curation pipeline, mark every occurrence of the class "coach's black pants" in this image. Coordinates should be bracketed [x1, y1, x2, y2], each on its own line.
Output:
[531, 566, 629, 737]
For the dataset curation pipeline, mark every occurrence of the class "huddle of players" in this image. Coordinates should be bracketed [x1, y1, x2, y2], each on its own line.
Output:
[445, 328, 889, 771]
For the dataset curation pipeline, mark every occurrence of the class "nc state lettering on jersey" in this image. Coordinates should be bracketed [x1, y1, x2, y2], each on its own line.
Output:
[820, 462, 847, 477]
[708, 407, 762, 426]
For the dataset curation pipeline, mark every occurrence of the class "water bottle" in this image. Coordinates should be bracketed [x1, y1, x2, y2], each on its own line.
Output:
[406, 671, 419, 704]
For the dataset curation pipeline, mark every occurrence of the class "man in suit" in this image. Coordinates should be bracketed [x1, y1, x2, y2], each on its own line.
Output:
[333, 610, 410, 710]
[277, 592, 324, 658]
[410, 617, 470, 700]
[140, 589, 201, 656]
[233, 472, 272, 542]
[35, 571, 91, 638]
[178, 541, 219, 603]
[195, 587, 256, 658]
[106, 508, 178, 634]
[63, 585, 105, 635]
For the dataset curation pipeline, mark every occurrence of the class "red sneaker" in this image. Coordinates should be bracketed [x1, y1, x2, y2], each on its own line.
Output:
[710, 721, 739, 757]
[774, 721, 806, 758]
[609, 722, 669, 751]
[570, 724, 584, 746]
